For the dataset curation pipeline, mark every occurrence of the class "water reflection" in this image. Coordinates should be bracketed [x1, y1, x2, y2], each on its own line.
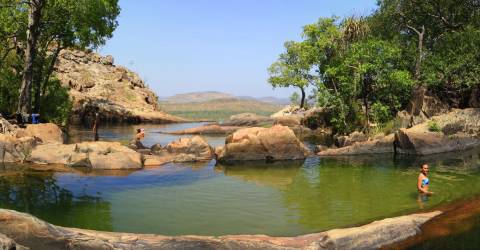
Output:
[0, 170, 113, 231]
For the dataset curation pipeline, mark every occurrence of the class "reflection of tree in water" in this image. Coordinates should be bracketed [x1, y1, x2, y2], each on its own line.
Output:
[0, 171, 113, 231]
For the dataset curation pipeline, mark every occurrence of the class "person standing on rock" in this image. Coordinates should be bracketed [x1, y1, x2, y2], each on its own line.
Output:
[418, 164, 433, 196]
[92, 107, 100, 141]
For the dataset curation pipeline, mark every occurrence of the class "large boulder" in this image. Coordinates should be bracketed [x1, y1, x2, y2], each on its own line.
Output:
[0, 233, 27, 250]
[217, 125, 311, 162]
[16, 123, 64, 144]
[394, 108, 480, 155]
[164, 136, 214, 161]
[29, 141, 143, 169]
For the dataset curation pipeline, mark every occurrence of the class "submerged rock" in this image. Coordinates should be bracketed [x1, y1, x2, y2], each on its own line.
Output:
[0, 208, 441, 250]
[217, 125, 311, 162]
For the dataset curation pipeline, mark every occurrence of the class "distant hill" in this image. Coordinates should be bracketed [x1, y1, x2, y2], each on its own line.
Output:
[161, 91, 290, 105]
[158, 91, 287, 121]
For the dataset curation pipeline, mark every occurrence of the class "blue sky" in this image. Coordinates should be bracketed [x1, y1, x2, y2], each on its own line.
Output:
[100, 0, 378, 98]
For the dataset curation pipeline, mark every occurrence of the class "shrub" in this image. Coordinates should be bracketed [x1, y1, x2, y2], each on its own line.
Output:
[428, 120, 441, 132]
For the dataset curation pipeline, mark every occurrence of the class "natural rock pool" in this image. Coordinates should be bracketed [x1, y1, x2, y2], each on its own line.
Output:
[1, 123, 480, 240]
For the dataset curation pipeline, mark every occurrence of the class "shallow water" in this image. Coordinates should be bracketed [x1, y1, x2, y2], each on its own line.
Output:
[2, 126, 480, 237]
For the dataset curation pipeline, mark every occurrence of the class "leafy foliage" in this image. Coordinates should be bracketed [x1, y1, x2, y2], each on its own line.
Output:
[269, 0, 480, 134]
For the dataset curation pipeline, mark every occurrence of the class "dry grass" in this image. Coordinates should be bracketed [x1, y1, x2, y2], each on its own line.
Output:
[159, 98, 283, 121]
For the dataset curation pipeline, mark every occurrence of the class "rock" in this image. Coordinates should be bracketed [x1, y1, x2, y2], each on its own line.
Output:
[143, 154, 172, 167]
[100, 55, 114, 65]
[221, 113, 274, 127]
[150, 143, 163, 153]
[56, 49, 186, 124]
[164, 124, 243, 135]
[17, 123, 63, 144]
[319, 134, 394, 156]
[0, 233, 27, 250]
[273, 116, 301, 127]
[0, 116, 18, 135]
[164, 136, 214, 161]
[217, 125, 310, 162]
[29, 141, 143, 169]
[0, 208, 441, 250]
[406, 86, 449, 126]
[270, 105, 302, 118]
[301, 107, 330, 130]
[0, 134, 37, 163]
[394, 109, 480, 155]
[334, 131, 368, 148]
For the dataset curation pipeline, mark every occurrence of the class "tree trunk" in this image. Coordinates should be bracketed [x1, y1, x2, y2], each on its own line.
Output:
[299, 87, 306, 109]
[415, 26, 425, 80]
[17, 0, 44, 115]
[36, 45, 62, 113]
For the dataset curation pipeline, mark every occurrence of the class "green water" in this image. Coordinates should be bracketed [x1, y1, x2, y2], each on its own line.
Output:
[1, 147, 480, 236]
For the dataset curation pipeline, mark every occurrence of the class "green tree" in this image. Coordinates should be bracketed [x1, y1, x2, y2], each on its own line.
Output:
[268, 41, 315, 109]
[1, 0, 120, 124]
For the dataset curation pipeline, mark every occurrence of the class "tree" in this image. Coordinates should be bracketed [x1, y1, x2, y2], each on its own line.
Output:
[17, 0, 45, 115]
[268, 41, 314, 108]
[290, 92, 300, 106]
[8, 0, 120, 120]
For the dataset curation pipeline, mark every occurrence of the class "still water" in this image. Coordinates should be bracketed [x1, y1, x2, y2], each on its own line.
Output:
[1, 123, 480, 239]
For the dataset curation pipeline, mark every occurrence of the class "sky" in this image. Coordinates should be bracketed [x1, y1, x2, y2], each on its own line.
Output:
[100, 0, 378, 98]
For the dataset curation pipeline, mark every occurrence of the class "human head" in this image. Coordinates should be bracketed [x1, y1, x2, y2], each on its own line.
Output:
[137, 128, 141, 133]
[421, 164, 429, 174]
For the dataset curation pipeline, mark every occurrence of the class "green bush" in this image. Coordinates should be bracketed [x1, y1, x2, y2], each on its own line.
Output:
[371, 102, 392, 124]
[428, 120, 441, 132]
[39, 79, 72, 126]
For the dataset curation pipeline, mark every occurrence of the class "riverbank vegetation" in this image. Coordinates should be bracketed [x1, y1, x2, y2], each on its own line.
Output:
[0, 0, 120, 125]
[269, 0, 480, 134]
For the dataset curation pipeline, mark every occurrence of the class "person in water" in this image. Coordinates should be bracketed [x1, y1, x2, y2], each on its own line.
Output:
[92, 107, 100, 141]
[132, 128, 147, 149]
[417, 164, 433, 195]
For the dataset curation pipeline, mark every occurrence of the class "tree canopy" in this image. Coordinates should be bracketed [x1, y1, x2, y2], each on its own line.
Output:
[269, 0, 480, 134]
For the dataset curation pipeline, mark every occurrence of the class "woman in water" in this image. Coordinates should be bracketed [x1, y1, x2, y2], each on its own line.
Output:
[417, 164, 433, 195]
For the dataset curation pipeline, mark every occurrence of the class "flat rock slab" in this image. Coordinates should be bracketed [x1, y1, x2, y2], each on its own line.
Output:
[0, 209, 440, 250]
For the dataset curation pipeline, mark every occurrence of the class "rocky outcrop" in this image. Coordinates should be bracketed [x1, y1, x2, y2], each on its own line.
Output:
[55, 49, 186, 124]
[29, 141, 143, 170]
[334, 131, 368, 148]
[221, 113, 274, 127]
[394, 108, 480, 155]
[216, 125, 310, 162]
[319, 134, 395, 156]
[0, 208, 441, 250]
[15, 123, 64, 144]
[0, 134, 38, 163]
[145, 136, 214, 166]
[163, 124, 244, 135]
[397, 86, 450, 128]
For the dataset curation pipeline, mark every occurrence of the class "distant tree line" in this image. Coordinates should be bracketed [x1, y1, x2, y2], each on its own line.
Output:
[0, 0, 120, 124]
[269, 0, 480, 134]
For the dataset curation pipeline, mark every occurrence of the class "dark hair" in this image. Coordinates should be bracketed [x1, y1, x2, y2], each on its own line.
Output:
[137, 128, 141, 133]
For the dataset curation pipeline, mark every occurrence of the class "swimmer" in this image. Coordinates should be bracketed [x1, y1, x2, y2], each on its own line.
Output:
[417, 164, 433, 195]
